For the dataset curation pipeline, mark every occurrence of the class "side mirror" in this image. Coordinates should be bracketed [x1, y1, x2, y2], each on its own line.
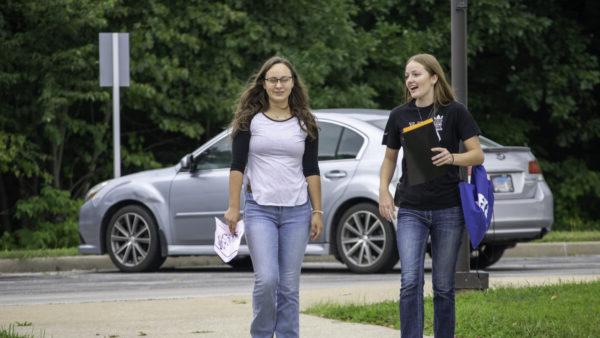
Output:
[179, 154, 193, 170]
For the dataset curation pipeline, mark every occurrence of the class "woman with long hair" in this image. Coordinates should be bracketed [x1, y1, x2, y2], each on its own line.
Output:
[225, 56, 323, 338]
[379, 53, 484, 338]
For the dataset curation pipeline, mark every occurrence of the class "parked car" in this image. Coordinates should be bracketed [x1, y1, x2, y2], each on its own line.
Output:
[79, 109, 553, 273]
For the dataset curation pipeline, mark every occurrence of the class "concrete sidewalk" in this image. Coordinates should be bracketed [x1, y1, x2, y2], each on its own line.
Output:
[1, 241, 599, 273]
[3, 276, 600, 338]
[1, 242, 599, 338]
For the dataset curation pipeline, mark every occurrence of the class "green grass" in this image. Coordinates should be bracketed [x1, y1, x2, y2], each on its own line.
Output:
[0, 247, 78, 259]
[304, 280, 600, 337]
[0, 324, 39, 338]
[535, 230, 600, 242]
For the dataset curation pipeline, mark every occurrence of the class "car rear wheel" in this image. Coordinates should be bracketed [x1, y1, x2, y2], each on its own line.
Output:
[105, 205, 165, 272]
[470, 244, 507, 269]
[336, 203, 398, 273]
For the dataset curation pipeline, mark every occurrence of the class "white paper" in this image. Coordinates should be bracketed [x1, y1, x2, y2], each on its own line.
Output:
[213, 217, 245, 263]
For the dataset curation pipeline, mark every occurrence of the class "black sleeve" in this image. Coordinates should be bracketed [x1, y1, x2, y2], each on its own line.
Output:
[454, 102, 481, 141]
[382, 108, 402, 149]
[302, 133, 320, 177]
[230, 130, 250, 173]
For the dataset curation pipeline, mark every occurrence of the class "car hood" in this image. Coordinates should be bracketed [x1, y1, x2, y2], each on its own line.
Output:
[94, 166, 178, 199]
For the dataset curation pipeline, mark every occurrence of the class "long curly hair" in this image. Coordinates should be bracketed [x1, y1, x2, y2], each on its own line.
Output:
[230, 56, 317, 139]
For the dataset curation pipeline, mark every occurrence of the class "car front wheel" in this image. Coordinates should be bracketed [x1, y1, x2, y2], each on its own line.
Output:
[336, 203, 398, 273]
[105, 205, 165, 272]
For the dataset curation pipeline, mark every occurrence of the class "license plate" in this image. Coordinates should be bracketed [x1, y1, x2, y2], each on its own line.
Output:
[491, 174, 514, 193]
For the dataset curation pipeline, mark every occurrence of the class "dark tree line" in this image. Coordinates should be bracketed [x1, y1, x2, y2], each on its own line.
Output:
[1, 0, 598, 248]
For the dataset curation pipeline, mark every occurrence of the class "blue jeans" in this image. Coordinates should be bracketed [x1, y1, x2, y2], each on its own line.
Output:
[396, 206, 464, 338]
[243, 192, 311, 338]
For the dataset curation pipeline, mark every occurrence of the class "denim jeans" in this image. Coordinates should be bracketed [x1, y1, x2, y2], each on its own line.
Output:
[243, 192, 311, 338]
[396, 206, 464, 338]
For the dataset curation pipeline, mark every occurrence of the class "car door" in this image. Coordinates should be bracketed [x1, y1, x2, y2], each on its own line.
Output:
[317, 120, 366, 242]
[169, 134, 232, 245]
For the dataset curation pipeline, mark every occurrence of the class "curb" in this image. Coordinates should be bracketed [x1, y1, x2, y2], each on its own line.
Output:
[504, 241, 600, 257]
[1, 242, 599, 273]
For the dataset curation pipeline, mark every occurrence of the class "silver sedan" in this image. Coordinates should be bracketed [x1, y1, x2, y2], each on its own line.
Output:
[79, 109, 553, 273]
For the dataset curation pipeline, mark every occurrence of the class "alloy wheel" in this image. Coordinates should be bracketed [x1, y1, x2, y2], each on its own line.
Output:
[109, 212, 152, 267]
[340, 210, 387, 267]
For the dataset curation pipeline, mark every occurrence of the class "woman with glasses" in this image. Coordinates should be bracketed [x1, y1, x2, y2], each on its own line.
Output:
[378, 53, 484, 338]
[224, 56, 323, 338]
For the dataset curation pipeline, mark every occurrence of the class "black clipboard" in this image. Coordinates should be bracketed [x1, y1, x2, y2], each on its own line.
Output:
[402, 118, 446, 186]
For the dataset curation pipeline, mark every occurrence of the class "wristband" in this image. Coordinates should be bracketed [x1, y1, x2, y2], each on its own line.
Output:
[311, 209, 324, 215]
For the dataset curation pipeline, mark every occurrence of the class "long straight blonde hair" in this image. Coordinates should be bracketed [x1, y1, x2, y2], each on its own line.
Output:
[404, 54, 455, 107]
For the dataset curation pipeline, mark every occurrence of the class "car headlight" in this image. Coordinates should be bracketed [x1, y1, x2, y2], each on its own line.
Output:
[85, 181, 109, 201]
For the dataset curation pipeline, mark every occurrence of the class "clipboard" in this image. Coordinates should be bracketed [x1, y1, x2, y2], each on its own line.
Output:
[402, 118, 446, 186]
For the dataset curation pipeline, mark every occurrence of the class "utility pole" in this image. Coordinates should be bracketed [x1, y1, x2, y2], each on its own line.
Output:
[451, 0, 489, 290]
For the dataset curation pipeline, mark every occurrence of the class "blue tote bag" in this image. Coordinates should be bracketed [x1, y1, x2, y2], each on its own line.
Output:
[459, 165, 494, 248]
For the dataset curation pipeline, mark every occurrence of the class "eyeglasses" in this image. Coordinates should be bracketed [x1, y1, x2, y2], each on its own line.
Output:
[264, 76, 293, 85]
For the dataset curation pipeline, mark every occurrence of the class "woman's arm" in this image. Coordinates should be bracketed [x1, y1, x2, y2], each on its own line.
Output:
[224, 130, 250, 234]
[379, 147, 399, 221]
[224, 170, 244, 234]
[306, 175, 323, 240]
[431, 135, 484, 167]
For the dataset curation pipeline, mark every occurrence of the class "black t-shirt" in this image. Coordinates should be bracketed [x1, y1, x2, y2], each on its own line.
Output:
[382, 100, 481, 210]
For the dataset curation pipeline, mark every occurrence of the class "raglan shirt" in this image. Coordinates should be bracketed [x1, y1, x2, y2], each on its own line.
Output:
[230, 113, 319, 206]
[382, 100, 480, 210]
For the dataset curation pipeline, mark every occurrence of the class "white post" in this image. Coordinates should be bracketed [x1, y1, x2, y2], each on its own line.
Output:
[112, 33, 121, 178]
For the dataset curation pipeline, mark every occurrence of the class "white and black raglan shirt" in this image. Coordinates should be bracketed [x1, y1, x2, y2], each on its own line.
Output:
[230, 113, 320, 206]
[382, 100, 481, 210]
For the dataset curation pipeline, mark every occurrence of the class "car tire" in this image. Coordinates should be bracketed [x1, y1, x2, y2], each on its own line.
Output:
[336, 203, 398, 273]
[470, 244, 507, 269]
[105, 205, 165, 272]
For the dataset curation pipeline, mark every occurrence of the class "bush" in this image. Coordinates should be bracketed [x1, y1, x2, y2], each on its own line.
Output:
[542, 159, 600, 231]
[10, 186, 83, 249]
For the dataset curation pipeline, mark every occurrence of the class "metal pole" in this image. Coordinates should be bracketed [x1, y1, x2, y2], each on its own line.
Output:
[112, 33, 121, 178]
[451, 0, 488, 289]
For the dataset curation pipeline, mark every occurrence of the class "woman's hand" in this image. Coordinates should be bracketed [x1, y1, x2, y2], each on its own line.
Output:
[310, 213, 323, 240]
[224, 207, 241, 235]
[379, 190, 396, 222]
[431, 147, 454, 166]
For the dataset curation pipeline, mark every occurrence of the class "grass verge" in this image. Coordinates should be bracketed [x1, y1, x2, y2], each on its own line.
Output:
[0, 248, 78, 259]
[535, 230, 600, 242]
[0, 324, 39, 338]
[304, 280, 600, 337]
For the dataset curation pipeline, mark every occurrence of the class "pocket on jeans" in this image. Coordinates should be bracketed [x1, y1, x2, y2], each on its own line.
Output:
[244, 192, 256, 205]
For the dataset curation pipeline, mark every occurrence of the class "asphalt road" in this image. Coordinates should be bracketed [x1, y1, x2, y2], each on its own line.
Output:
[2, 255, 599, 306]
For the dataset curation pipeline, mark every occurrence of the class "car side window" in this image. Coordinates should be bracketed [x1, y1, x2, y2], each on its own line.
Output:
[318, 122, 342, 161]
[317, 121, 364, 161]
[195, 136, 232, 170]
[337, 128, 363, 159]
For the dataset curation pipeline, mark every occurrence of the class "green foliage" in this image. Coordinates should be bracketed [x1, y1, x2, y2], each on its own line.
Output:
[541, 159, 600, 231]
[11, 187, 82, 249]
[1, 0, 599, 243]
[305, 281, 600, 337]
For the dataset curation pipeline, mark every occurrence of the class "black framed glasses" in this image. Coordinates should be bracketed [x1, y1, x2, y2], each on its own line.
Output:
[264, 76, 293, 85]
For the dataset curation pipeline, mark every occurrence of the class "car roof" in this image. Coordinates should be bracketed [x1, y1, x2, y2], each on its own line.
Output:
[314, 108, 390, 122]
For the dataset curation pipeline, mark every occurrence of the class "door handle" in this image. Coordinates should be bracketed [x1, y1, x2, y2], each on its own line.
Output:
[324, 170, 347, 179]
